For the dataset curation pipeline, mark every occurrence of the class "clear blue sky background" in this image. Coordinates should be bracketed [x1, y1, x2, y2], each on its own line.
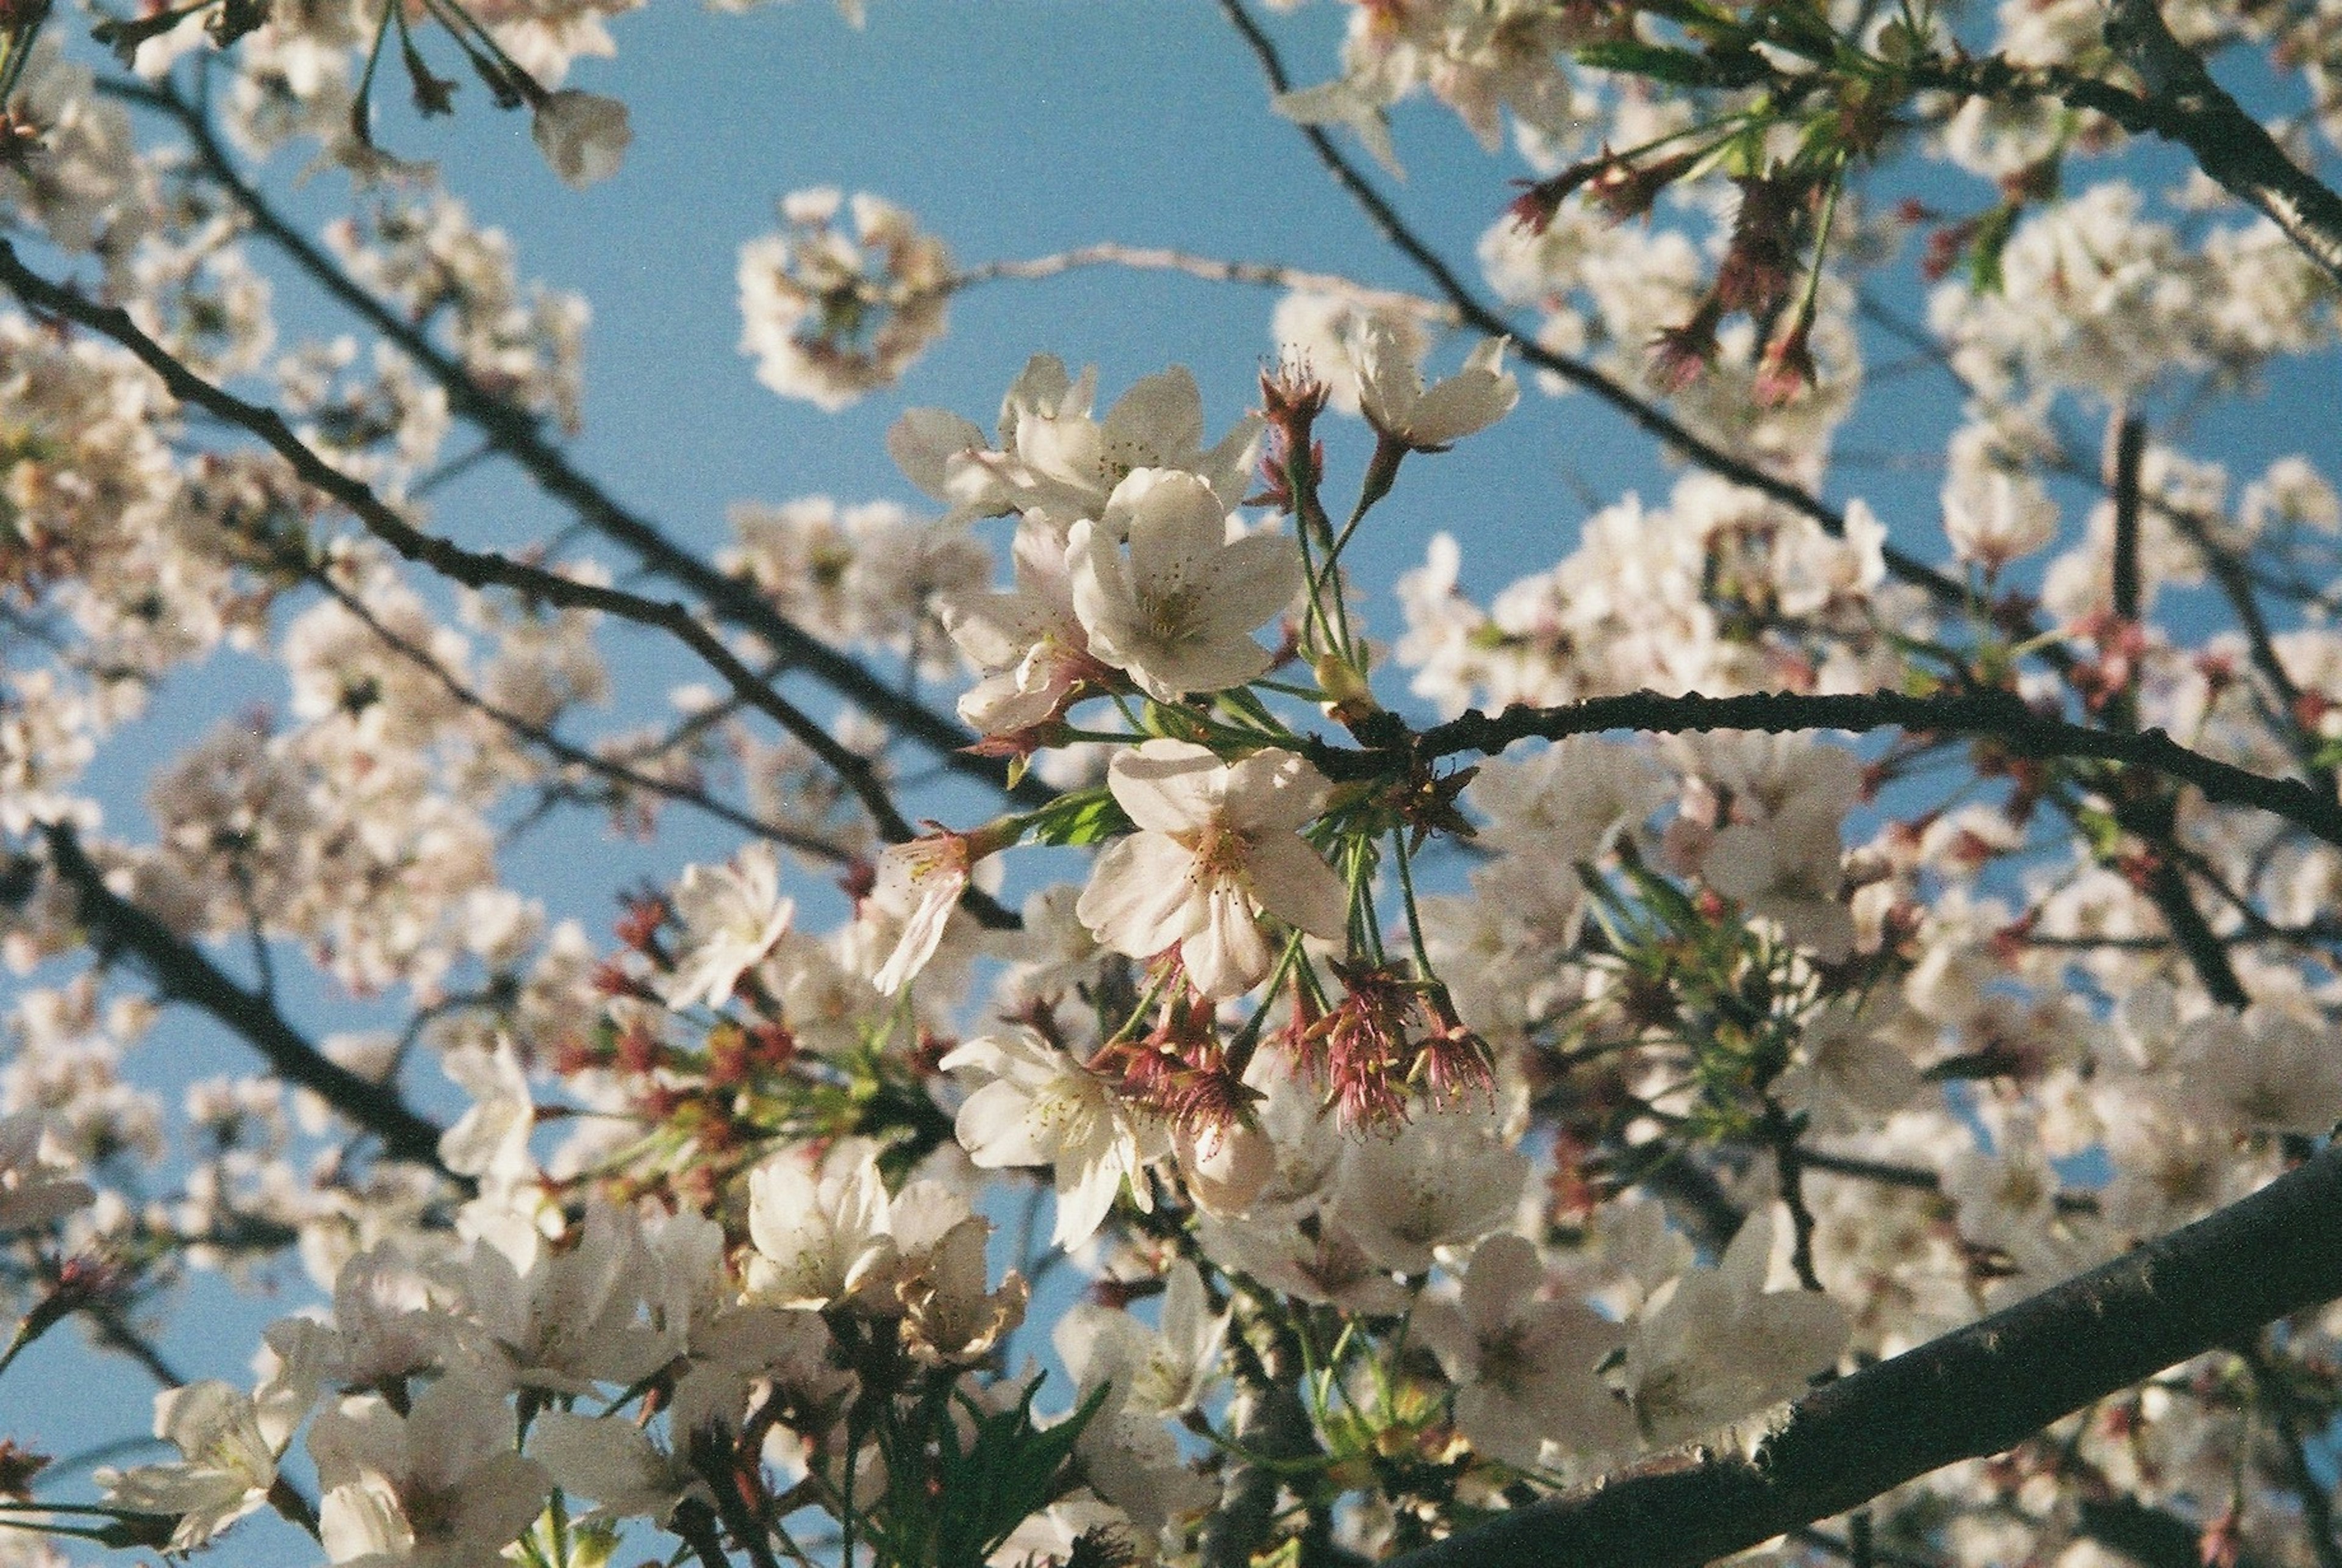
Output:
[7, 0, 2333, 1555]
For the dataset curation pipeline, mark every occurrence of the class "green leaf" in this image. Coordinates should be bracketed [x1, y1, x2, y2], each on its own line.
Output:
[1025, 787, 1131, 848]
[1575, 39, 1721, 85]
[934, 1377, 1113, 1568]
[1968, 202, 2019, 294]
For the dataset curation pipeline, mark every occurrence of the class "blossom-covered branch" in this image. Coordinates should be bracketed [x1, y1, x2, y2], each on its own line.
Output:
[0, 239, 956, 861]
[1389, 1139, 2342, 1568]
[37, 828, 457, 1176]
[102, 76, 1049, 812]
[1307, 687, 2342, 849]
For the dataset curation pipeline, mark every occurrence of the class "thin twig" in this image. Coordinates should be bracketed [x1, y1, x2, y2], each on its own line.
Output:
[954, 242, 1456, 323]
[99, 75, 1050, 812]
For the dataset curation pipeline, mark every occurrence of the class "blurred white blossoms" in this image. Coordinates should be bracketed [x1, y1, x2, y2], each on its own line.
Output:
[1669, 733, 1862, 962]
[1067, 468, 1302, 703]
[942, 1026, 1166, 1247]
[530, 91, 631, 189]
[739, 188, 952, 411]
[1943, 464, 2059, 572]
[1076, 740, 1348, 998]
[0, 1112, 92, 1232]
[1352, 323, 1520, 451]
[661, 842, 795, 1010]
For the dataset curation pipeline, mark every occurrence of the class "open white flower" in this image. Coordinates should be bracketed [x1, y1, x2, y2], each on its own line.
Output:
[937, 517, 1100, 738]
[1624, 1209, 1849, 1447]
[1054, 1260, 1227, 1418]
[941, 1026, 1166, 1248]
[1327, 1110, 1528, 1275]
[100, 1381, 300, 1550]
[310, 1380, 550, 1568]
[437, 1037, 533, 1183]
[743, 1139, 899, 1309]
[869, 822, 1011, 996]
[1067, 468, 1300, 704]
[1352, 321, 1519, 450]
[529, 1410, 704, 1524]
[661, 842, 795, 1010]
[1075, 740, 1347, 999]
[1420, 1236, 1635, 1467]
[906, 360, 1262, 529]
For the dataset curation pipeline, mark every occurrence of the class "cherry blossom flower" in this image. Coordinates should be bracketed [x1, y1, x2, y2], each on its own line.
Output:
[660, 843, 795, 1011]
[743, 1139, 899, 1309]
[869, 821, 1011, 995]
[1943, 464, 2060, 571]
[1053, 1303, 1217, 1536]
[1055, 1260, 1227, 1419]
[0, 1113, 91, 1233]
[1624, 1209, 1849, 1447]
[895, 1213, 1028, 1365]
[99, 1381, 303, 1550]
[936, 518, 1105, 739]
[902, 360, 1262, 529]
[1351, 321, 1520, 451]
[1066, 468, 1300, 704]
[1419, 1236, 1635, 1467]
[1327, 1110, 1529, 1275]
[2172, 1003, 2342, 1133]
[940, 1026, 1167, 1248]
[1075, 740, 1347, 1000]
[310, 1380, 550, 1568]
[530, 91, 631, 189]
[437, 1202, 668, 1395]
[435, 1038, 532, 1184]
[528, 1411, 706, 1524]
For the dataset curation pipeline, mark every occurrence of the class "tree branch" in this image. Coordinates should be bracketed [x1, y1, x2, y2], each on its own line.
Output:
[1388, 1140, 2342, 1568]
[39, 826, 459, 1178]
[1305, 687, 2342, 851]
[100, 75, 1051, 813]
[2094, 0, 2342, 286]
[0, 239, 1021, 931]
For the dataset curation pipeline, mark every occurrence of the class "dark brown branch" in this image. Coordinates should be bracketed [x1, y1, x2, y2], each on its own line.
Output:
[99, 75, 1050, 814]
[1910, 6, 2342, 287]
[1306, 687, 2342, 850]
[2096, 0, 2342, 286]
[1388, 1139, 2342, 1568]
[0, 243, 958, 864]
[40, 826, 459, 1178]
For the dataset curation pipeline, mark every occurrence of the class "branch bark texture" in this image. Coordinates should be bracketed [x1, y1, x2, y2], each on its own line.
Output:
[1389, 1140, 2342, 1568]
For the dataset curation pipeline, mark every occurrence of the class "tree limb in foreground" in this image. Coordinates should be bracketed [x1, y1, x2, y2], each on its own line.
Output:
[1388, 1139, 2342, 1568]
